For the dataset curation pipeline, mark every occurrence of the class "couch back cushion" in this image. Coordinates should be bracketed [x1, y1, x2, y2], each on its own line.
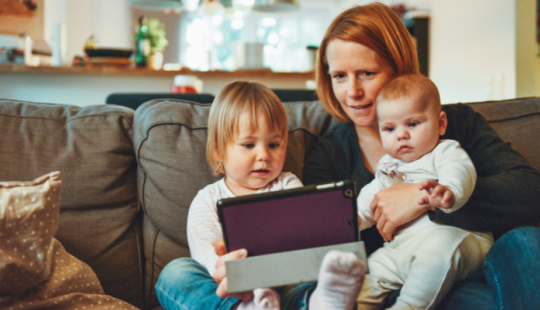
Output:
[469, 97, 540, 171]
[0, 100, 143, 308]
[134, 99, 340, 309]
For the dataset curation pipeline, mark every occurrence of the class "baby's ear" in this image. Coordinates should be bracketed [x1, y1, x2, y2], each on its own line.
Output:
[438, 111, 448, 136]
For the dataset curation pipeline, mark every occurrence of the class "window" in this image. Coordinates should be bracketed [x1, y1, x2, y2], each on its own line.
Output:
[179, 8, 327, 72]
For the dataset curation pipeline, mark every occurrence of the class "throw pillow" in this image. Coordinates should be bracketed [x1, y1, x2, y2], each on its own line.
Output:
[0, 172, 136, 310]
[0, 171, 61, 295]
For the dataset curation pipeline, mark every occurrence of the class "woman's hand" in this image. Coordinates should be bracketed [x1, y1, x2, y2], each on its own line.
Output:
[370, 183, 434, 241]
[211, 240, 253, 301]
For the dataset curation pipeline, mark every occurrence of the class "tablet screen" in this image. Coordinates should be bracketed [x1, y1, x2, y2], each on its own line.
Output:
[218, 181, 359, 256]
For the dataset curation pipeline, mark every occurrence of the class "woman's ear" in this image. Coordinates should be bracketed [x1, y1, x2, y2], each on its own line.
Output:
[438, 111, 448, 136]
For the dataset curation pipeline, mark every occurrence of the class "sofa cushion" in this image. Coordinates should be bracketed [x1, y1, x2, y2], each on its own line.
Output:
[468, 97, 540, 171]
[0, 100, 143, 308]
[134, 99, 340, 309]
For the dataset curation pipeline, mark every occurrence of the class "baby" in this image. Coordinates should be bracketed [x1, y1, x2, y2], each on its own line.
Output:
[356, 74, 494, 310]
[186, 81, 364, 310]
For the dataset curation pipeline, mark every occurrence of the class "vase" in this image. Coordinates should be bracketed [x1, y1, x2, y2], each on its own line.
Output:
[148, 52, 163, 70]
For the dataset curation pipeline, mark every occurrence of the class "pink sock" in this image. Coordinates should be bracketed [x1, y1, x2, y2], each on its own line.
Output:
[309, 250, 365, 310]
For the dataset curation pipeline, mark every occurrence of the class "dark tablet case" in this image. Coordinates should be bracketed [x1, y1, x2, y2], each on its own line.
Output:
[217, 180, 359, 257]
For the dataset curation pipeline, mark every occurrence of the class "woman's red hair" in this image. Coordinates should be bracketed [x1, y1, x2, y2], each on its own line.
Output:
[316, 2, 420, 122]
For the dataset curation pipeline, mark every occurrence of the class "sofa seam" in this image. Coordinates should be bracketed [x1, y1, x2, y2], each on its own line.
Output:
[465, 96, 538, 106]
[131, 217, 145, 310]
[146, 227, 160, 308]
[135, 127, 153, 215]
[138, 121, 322, 137]
[0, 113, 135, 135]
[483, 113, 540, 124]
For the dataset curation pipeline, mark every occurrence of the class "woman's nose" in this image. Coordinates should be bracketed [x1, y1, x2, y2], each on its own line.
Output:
[347, 79, 363, 98]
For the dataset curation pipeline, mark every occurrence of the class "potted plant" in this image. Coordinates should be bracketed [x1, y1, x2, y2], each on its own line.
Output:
[134, 17, 168, 69]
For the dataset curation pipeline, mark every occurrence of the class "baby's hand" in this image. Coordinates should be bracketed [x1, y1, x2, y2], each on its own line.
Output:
[417, 180, 455, 209]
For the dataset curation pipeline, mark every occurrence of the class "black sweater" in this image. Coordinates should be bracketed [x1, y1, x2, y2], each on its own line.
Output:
[303, 103, 540, 255]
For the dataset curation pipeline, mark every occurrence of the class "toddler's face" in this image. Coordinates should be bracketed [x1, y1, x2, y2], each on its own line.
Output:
[222, 113, 286, 196]
[378, 96, 446, 162]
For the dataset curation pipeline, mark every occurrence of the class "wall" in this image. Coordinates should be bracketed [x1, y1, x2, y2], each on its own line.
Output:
[0, 71, 311, 106]
[0, 0, 47, 51]
[516, 0, 537, 97]
[43, 0, 132, 64]
[430, 0, 536, 104]
[307, 0, 430, 20]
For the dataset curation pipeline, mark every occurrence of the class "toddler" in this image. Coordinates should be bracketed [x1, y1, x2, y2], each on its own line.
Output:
[356, 74, 494, 310]
[186, 81, 364, 310]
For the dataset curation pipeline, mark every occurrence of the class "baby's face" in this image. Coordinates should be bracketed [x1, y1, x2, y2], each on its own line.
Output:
[378, 96, 446, 162]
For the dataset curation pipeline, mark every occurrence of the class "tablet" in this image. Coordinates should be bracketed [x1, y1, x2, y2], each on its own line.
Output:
[217, 180, 359, 256]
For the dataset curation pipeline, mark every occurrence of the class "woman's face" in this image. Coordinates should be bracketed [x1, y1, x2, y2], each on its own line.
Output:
[326, 39, 396, 128]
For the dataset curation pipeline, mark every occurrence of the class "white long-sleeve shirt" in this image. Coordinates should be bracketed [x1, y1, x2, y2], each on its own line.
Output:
[357, 139, 477, 235]
[187, 172, 303, 275]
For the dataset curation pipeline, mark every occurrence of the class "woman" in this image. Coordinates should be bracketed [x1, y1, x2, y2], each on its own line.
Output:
[302, 2, 540, 309]
[158, 3, 540, 309]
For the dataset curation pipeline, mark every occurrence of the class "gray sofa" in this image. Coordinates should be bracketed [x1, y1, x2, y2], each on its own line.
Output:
[1, 96, 539, 310]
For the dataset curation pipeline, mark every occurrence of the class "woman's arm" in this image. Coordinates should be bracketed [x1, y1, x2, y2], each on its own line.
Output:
[435, 104, 540, 234]
[303, 123, 433, 242]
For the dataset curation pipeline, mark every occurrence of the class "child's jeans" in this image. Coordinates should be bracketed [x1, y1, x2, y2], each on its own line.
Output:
[155, 227, 540, 310]
[155, 257, 316, 310]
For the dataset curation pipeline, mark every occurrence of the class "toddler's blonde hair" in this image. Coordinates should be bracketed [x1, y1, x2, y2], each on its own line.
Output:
[206, 81, 288, 175]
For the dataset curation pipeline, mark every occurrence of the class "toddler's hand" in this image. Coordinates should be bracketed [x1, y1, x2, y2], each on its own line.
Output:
[417, 180, 455, 209]
[211, 239, 227, 256]
[211, 240, 253, 301]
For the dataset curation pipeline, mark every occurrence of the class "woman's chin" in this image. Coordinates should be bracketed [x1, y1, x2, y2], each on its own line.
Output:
[344, 107, 376, 126]
[351, 115, 378, 129]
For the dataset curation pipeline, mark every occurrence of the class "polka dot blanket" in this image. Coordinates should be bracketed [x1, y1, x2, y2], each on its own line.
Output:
[0, 171, 137, 310]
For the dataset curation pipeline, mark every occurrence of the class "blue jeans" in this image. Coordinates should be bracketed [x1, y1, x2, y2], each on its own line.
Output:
[156, 227, 540, 310]
[155, 257, 315, 310]
[434, 227, 540, 310]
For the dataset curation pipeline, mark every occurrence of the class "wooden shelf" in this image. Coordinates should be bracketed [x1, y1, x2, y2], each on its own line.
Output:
[0, 64, 315, 79]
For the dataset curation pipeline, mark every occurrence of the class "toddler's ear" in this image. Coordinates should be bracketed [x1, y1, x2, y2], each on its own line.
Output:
[212, 150, 221, 162]
[438, 111, 448, 136]
[212, 150, 225, 174]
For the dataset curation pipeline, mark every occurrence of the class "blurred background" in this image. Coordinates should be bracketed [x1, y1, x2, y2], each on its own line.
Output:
[0, 0, 537, 106]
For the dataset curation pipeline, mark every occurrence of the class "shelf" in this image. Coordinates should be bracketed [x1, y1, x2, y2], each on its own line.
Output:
[0, 64, 315, 79]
